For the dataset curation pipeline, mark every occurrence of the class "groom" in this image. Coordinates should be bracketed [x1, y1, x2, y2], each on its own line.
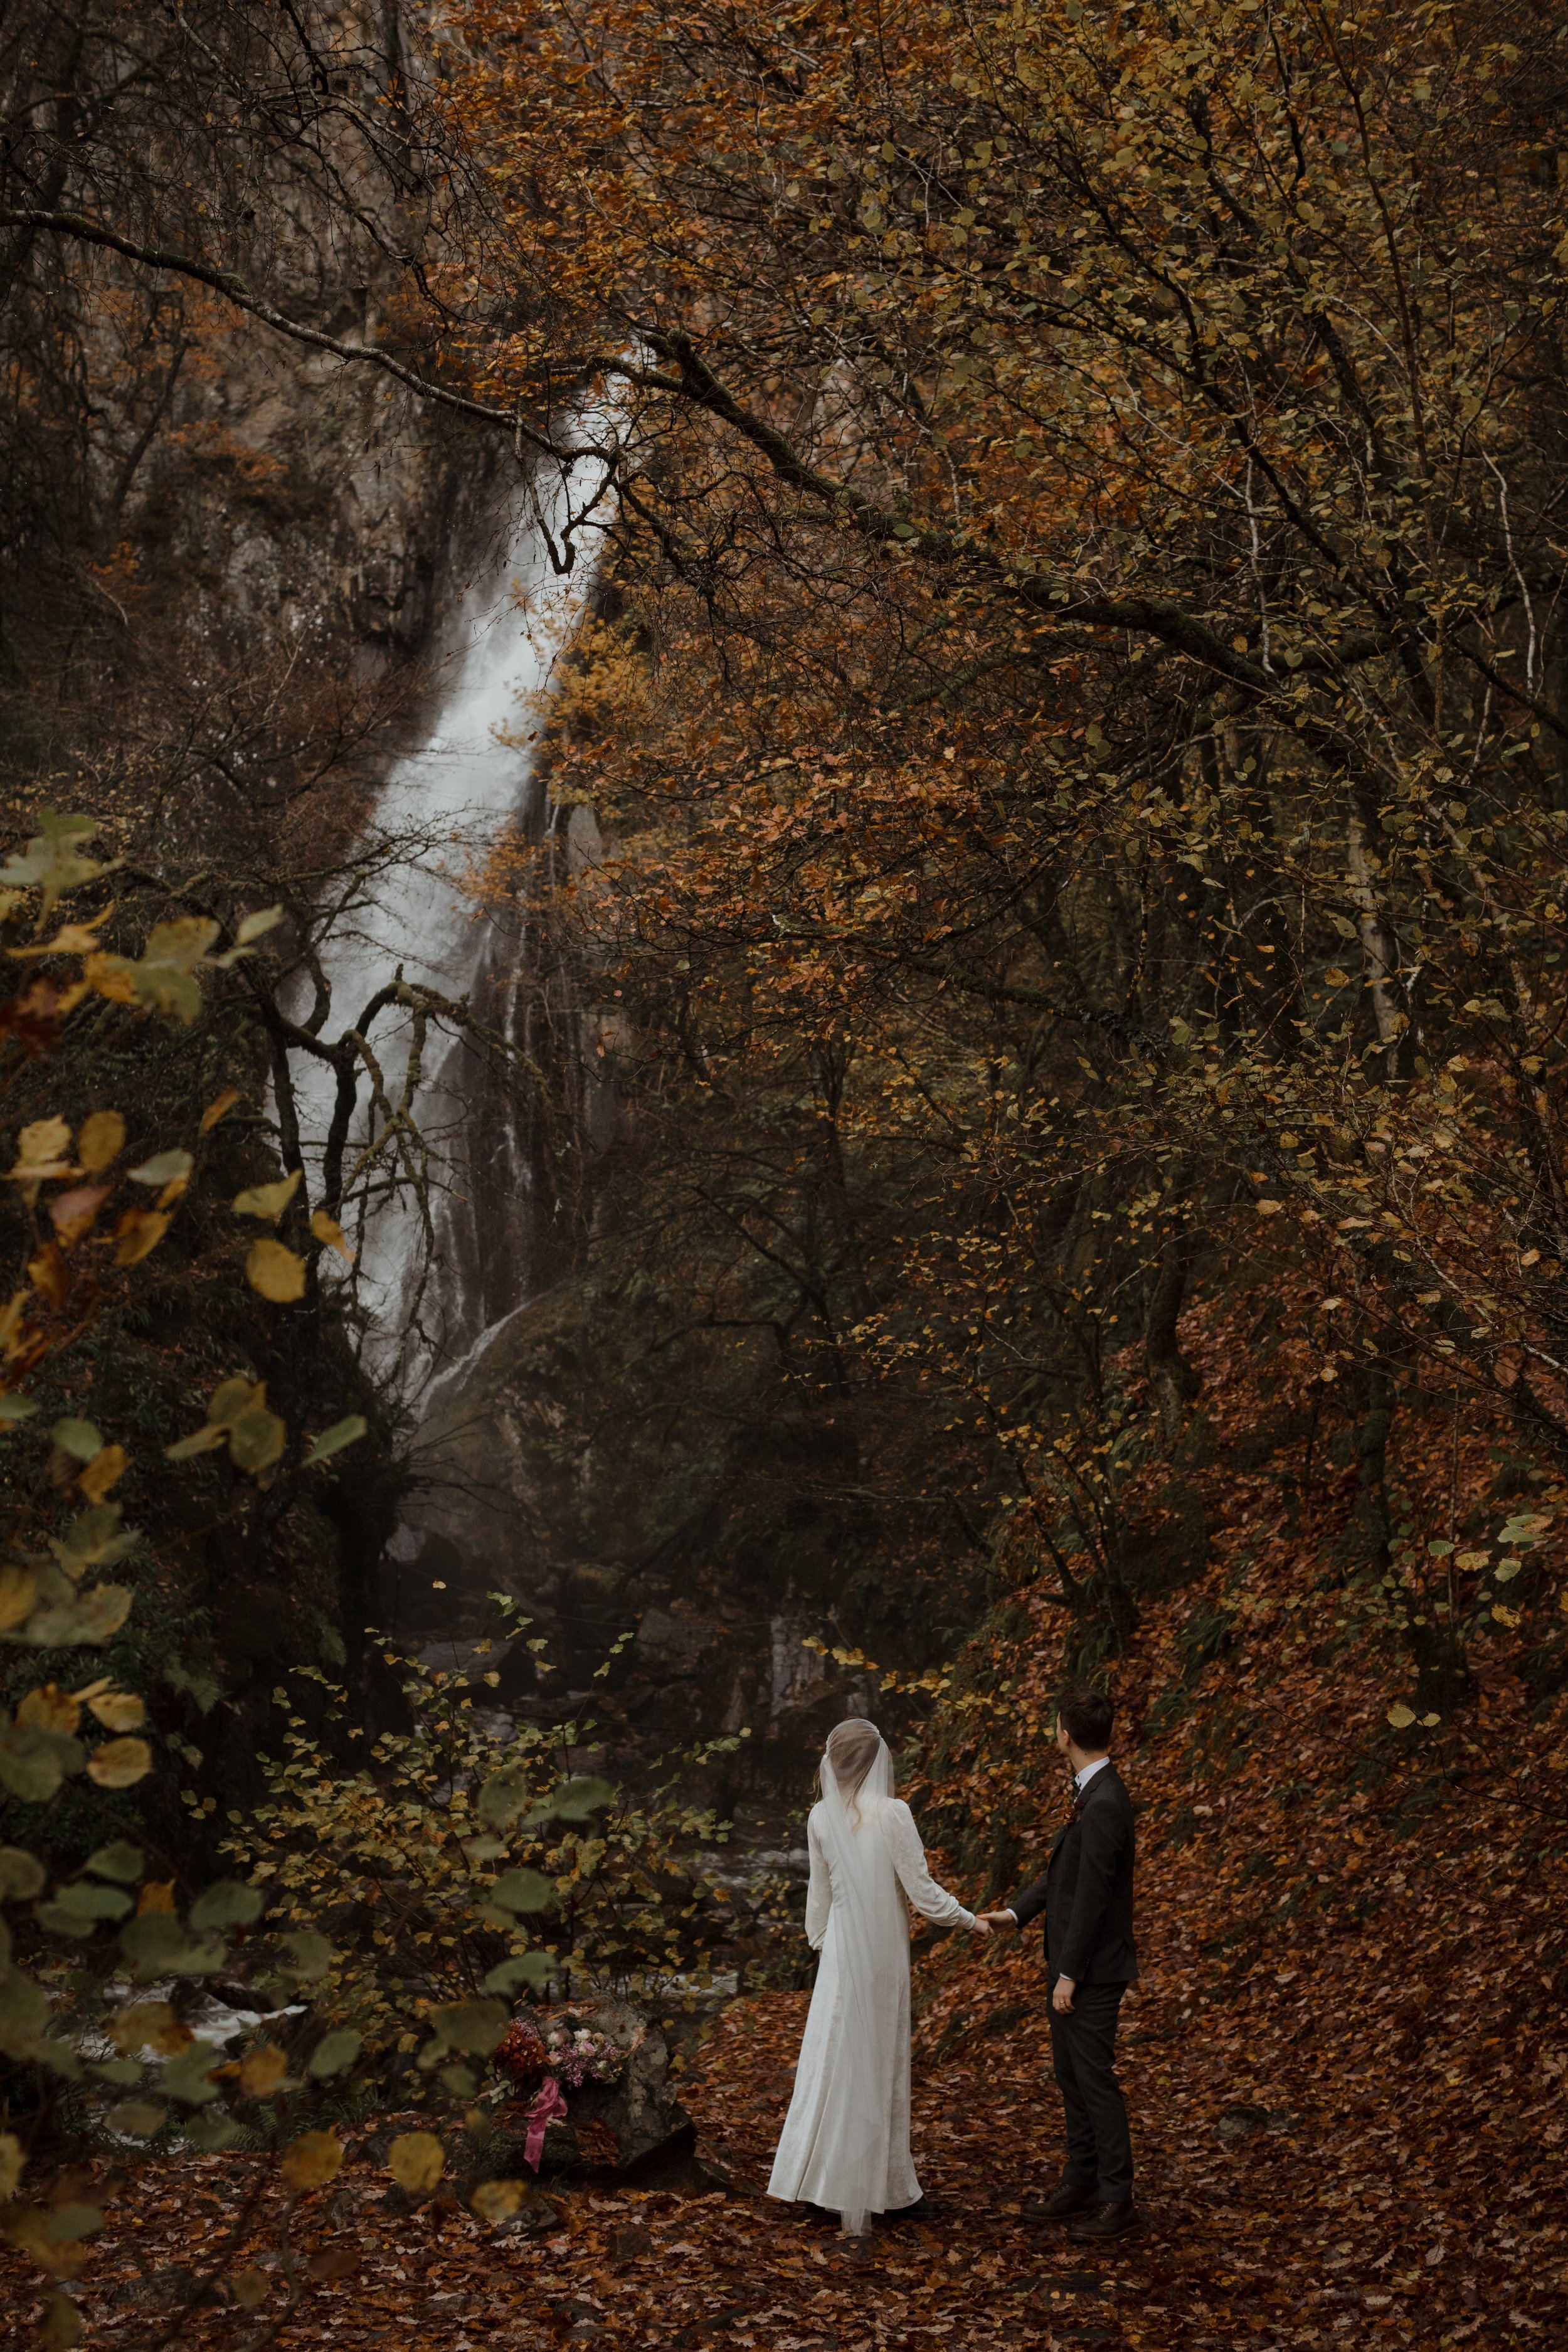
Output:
[979, 1683, 1138, 2240]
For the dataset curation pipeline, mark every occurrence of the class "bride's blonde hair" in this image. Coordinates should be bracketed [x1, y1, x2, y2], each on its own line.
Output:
[825, 1717, 883, 1814]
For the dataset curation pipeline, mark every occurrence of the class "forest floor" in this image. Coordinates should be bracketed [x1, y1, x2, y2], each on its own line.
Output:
[10, 1774, 1564, 2352]
[8, 1294, 1568, 2349]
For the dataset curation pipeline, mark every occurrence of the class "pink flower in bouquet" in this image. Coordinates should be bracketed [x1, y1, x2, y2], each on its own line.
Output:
[540, 2021, 627, 2089]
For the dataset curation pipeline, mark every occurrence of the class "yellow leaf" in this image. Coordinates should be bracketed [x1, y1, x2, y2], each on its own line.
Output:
[11, 1116, 73, 1182]
[76, 1111, 125, 1173]
[114, 1209, 169, 1268]
[310, 1208, 355, 1262]
[78, 1443, 129, 1505]
[110, 2000, 183, 2054]
[142, 917, 219, 973]
[87, 1736, 152, 1789]
[0, 1563, 38, 1633]
[387, 2131, 445, 2193]
[83, 951, 136, 1005]
[199, 1088, 241, 1133]
[40, 2287, 83, 2346]
[1386, 1702, 1417, 1730]
[16, 1685, 81, 1735]
[8, 913, 110, 958]
[231, 1169, 301, 1221]
[112, 2004, 179, 2060]
[209, 1375, 259, 1425]
[235, 906, 282, 946]
[28, 1242, 69, 1305]
[0, 2131, 22, 2198]
[280, 2129, 343, 2191]
[470, 2177, 530, 2224]
[86, 1689, 145, 1732]
[135, 1882, 177, 1918]
[239, 2043, 288, 2097]
[231, 2269, 268, 2310]
[1254, 1199, 1284, 1216]
[245, 1239, 306, 1303]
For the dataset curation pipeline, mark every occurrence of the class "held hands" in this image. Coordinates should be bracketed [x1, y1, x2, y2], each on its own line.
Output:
[970, 1915, 993, 1937]
[976, 1910, 1018, 1931]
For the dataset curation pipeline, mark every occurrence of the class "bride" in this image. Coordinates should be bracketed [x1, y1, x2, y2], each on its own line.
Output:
[768, 1717, 990, 2235]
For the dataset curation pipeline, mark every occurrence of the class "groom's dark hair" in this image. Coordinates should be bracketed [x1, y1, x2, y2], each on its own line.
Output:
[1058, 1683, 1115, 1751]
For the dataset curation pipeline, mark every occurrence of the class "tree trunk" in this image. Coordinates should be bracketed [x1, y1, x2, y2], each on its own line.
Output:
[1144, 1225, 1202, 1442]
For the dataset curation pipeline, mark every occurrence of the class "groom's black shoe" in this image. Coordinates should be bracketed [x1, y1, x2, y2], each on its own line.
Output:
[1069, 2200, 1142, 2242]
[1032, 2183, 1098, 2221]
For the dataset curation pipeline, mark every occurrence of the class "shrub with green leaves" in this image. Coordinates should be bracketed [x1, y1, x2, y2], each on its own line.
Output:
[221, 1643, 742, 2060]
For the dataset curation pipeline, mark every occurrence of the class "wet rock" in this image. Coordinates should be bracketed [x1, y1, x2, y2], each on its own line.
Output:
[563, 2001, 695, 2169]
[1216, 2104, 1272, 2143]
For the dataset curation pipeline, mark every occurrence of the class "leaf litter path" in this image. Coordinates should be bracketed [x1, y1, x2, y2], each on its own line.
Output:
[8, 1932, 1562, 2352]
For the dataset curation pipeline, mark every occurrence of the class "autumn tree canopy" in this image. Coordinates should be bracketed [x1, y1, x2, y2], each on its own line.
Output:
[327, 0, 1568, 1682]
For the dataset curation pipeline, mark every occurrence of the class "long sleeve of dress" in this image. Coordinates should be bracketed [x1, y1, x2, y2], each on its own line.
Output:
[804, 1813, 833, 1950]
[882, 1799, 975, 1928]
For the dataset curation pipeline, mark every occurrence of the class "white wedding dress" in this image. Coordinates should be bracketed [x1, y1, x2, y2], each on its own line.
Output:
[767, 1739, 975, 2232]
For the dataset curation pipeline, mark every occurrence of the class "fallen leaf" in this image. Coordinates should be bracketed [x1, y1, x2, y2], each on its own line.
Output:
[200, 1088, 242, 1133]
[78, 1442, 129, 1503]
[388, 2131, 445, 2193]
[280, 2130, 343, 2190]
[310, 1207, 355, 1261]
[77, 1110, 125, 1172]
[87, 1736, 153, 1789]
[86, 1688, 146, 1731]
[239, 2044, 288, 2097]
[245, 1238, 306, 1302]
[16, 1685, 82, 1734]
[113, 1208, 169, 1268]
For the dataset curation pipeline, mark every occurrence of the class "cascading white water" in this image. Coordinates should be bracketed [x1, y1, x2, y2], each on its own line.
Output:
[296, 446, 608, 1389]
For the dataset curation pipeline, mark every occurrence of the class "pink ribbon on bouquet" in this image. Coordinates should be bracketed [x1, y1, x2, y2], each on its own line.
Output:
[523, 2074, 568, 2171]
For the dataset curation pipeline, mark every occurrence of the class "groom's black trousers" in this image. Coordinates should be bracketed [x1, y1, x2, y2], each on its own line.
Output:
[1049, 1974, 1133, 2202]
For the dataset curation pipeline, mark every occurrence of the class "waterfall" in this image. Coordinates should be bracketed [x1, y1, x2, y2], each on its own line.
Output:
[297, 447, 607, 1392]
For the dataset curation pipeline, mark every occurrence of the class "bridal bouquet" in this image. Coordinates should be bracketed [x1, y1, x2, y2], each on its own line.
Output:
[492, 2012, 628, 2095]
[544, 2020, 627, 2090]
[493, 2010, 631, 2169]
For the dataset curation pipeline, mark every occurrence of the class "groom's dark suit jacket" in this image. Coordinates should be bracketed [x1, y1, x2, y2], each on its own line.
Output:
[1009, 1763, 1138, 1985]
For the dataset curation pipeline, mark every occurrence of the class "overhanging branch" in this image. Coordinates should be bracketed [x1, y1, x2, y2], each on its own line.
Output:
[0, 206, 566, 456]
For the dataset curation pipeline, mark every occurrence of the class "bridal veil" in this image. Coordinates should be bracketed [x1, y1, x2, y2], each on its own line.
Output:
[813, 1720, 908, 2235]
